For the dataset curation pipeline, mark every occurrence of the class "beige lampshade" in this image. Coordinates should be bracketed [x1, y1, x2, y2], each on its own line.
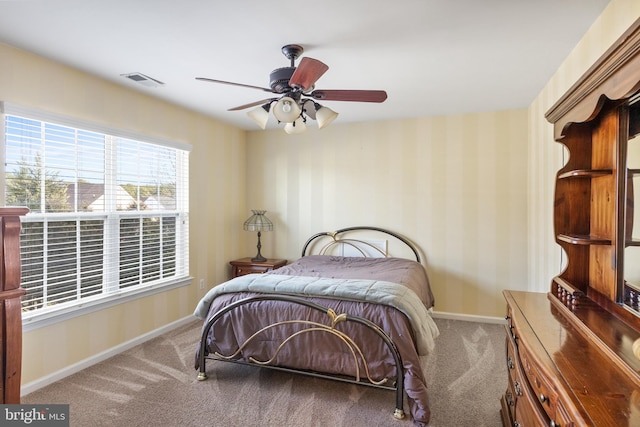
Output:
[284, 117, 307, 134]
[247, 105, 270, 129]
[273, 97, 301, 123]
[316, 105, 339, 129]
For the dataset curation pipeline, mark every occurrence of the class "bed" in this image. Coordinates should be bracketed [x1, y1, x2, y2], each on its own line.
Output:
[193, 226, 439, 426]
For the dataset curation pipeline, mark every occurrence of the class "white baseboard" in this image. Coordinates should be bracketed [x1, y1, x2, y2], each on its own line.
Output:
[21, 315, 197, 396]
[432, 311, 506, 324]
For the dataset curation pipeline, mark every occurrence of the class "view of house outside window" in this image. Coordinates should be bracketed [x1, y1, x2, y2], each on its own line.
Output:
[2, 109, 190, 320]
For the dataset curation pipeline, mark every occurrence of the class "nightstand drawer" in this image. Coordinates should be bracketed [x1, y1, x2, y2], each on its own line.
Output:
[229, 258, 287, 278]
[236, 264, 272, 276]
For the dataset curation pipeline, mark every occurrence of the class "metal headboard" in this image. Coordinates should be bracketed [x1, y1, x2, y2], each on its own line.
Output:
[301, 226, 421, 263]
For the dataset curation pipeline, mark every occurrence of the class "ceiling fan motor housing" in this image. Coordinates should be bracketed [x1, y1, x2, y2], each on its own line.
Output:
[270, 67, 295, 93]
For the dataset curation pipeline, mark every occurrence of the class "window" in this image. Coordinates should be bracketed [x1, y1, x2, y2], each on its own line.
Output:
[1, 103, 190, 327]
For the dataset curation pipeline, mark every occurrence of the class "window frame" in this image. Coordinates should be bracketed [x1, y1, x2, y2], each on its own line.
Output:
[0, 102, 192, 332]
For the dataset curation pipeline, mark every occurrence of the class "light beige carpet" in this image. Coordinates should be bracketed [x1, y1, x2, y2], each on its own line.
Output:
[23, 317, 506, 427]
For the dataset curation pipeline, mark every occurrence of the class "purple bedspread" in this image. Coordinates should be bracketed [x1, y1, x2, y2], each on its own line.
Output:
[195, 256, 437, 426]
[271, 255, 434, 310]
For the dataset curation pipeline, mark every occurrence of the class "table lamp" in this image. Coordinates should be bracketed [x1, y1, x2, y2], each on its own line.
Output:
[243, 210, 273, 262]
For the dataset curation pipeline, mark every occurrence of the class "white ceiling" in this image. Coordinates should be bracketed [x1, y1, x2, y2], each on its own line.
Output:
[0, 0, 610, 130]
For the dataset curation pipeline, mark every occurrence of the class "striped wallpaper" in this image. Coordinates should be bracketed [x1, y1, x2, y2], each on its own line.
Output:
[246, 111, 529, 318]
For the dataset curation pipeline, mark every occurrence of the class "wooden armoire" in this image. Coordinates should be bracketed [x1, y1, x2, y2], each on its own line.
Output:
[0, 207, 29, 403]
[501, 18, 640, 427]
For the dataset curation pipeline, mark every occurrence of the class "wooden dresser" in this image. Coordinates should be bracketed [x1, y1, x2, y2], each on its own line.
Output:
[501, 18, 640, 427]
[501, 290, 640, 427]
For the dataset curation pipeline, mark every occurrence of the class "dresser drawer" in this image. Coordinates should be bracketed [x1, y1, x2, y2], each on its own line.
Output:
[504, 332, 517, 423]
[514, 383, 550, 427]
[519, 340, 576, 427]
[518, 341, 559, 418]
[505, 327, 550, 427]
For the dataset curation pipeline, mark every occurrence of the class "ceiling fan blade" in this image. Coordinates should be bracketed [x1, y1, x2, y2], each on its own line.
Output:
[196, 77, 274, 93]
[228, 98, 277, 111]
[309, 89, 388, 103]
[289, 58, 329, 92]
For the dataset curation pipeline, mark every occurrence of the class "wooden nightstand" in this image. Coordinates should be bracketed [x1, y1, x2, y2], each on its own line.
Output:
[229, 257, 287, 278]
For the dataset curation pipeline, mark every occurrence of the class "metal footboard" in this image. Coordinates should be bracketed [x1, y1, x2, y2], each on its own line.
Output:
[196, 294, 406, 420]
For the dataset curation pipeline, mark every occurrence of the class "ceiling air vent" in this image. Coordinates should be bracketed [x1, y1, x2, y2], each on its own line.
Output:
[120, 72, 164, 87]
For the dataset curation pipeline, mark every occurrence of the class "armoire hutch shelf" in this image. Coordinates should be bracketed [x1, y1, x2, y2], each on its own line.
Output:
[501, 18, 640, 427]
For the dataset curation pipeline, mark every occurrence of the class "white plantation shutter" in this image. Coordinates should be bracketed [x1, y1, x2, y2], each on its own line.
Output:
[1, 104, 190, 320]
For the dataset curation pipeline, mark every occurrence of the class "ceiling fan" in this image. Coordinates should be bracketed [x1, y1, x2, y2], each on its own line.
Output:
[196, 44, 388, 133]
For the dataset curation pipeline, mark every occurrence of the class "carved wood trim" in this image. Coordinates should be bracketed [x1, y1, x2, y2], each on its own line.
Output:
[546, 17, 640, 139]
[0, 207, 29, 404]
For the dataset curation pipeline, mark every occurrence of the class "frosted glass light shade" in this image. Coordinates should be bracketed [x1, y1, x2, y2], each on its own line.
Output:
[247, 105, 270, 129]
[273, 97, 301, 123]
[316, 105, 338, 129]
[284, 117, 306, 134]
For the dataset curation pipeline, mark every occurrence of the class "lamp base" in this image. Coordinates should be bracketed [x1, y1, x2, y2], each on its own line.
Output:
[252, 231, 267, 263]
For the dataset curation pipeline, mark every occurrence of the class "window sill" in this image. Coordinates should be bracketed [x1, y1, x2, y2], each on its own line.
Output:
[21, 276, 193, 332]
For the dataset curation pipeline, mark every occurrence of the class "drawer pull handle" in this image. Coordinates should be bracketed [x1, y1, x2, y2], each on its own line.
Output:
[507, 357, 514, 370]
[514, 422, 521, 427]
[514, 381, 522, 396]
[550, 421, 560, 427]
[539, 393, 548, 403]
[505, 390, 513, 407]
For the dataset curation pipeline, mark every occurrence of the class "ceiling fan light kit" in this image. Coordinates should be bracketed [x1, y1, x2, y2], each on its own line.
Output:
[315, 104, 339, 129]
[247, 103, 271, 129]
[272, 96, 302, 122]
[197, 44, 387, 133]
[284, 117, 306, 134]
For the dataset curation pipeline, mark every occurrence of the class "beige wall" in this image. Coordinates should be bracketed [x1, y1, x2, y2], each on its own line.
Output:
[0, 42, 247, 384]
[528, 0, 640, 293]
[246, 111, 529, 318]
